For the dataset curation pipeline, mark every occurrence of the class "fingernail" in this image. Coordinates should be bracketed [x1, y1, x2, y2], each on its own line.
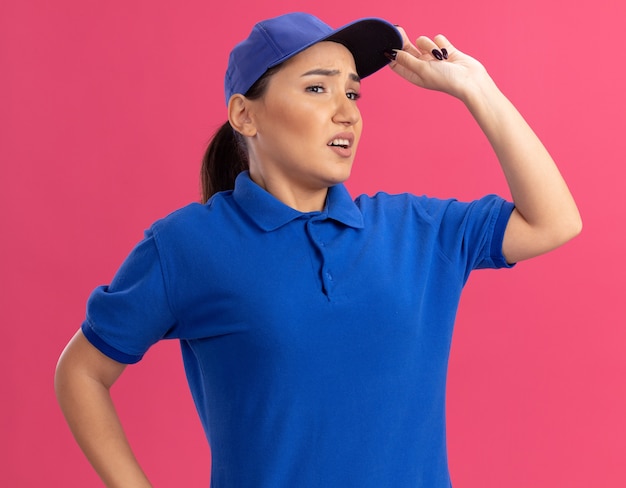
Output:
[441, 48, 448, 59]
[384, 50, 397, 61]
[432, 49, 444, 60]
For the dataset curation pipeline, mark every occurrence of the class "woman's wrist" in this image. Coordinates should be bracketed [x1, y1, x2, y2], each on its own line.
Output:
[457, 70, 501, 110]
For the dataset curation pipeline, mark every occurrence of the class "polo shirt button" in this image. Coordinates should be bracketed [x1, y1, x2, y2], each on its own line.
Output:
[326, 272, 333, 281]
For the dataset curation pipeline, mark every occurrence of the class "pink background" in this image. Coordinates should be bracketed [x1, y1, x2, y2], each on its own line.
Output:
[2, 0, 624, 486]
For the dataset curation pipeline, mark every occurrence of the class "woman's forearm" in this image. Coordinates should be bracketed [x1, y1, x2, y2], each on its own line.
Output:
[55, 330, 152, 488]
[462, 77, 582, 262]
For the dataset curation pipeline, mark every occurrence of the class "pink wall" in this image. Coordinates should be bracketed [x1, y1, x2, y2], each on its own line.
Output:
[2, 0, 624, 486]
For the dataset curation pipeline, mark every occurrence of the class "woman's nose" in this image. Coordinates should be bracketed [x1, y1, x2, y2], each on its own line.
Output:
[332, 94, 361, 126]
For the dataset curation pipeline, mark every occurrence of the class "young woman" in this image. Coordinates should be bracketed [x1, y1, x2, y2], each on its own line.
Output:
[55, 12, 581, 488]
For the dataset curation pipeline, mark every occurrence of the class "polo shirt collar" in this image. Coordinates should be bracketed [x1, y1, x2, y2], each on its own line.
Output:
[232, 171, 364, 231]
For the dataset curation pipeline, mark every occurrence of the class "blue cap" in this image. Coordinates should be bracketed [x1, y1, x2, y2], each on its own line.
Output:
[224, 12, 403, 104]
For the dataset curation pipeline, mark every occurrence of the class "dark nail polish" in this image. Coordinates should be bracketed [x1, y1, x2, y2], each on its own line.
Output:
[384, 50, 397, 61]
[441, 48, 448, 59]
[432, 49, 444, 60]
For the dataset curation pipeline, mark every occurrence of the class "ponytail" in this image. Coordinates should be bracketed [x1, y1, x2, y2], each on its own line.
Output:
[200, 122, 248, 204]
[200, 64, 282, 203]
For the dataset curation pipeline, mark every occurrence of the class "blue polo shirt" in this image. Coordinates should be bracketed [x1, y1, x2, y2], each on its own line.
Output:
[82, 171, 514, 487]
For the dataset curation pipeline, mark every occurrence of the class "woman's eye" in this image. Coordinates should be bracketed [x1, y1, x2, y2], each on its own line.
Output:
[306, 85, 325, 93]
[347, 92, 361, 101]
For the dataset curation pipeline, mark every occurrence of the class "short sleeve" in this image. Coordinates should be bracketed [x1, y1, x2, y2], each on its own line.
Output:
[464, 196, 515, 270]
[428, 195, 515, 277]
[81, 230, 177, 364]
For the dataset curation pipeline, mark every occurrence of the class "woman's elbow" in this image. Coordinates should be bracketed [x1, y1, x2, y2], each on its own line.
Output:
[559, 208, 583, 245]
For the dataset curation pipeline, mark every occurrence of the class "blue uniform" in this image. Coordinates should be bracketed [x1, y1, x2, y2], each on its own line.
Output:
[83, 171, 514, 487]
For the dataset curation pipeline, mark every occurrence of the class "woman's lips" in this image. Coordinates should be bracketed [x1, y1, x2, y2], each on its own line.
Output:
[327, 133, 354, 157]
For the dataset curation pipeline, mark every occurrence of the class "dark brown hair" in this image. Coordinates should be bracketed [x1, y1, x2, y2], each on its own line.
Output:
[200, 66, 281, 203]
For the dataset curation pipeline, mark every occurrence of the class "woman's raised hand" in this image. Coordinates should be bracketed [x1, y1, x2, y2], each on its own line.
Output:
[388, 26, 494, 102]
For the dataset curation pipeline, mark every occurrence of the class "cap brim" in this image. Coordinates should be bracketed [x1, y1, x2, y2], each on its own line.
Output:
[324, 19, 403, 78]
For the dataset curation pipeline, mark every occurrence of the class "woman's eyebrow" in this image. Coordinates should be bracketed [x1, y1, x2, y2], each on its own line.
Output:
[301, 68, 361, 83]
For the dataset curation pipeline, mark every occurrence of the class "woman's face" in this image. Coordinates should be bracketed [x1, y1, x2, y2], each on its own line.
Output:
[245, 41, 363, 207]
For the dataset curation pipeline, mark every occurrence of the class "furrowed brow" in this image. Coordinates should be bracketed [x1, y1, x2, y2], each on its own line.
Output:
[301, 69, 361, 83]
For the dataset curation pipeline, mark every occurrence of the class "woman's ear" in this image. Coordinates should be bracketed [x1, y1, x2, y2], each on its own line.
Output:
[228, 94, 257, 137]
